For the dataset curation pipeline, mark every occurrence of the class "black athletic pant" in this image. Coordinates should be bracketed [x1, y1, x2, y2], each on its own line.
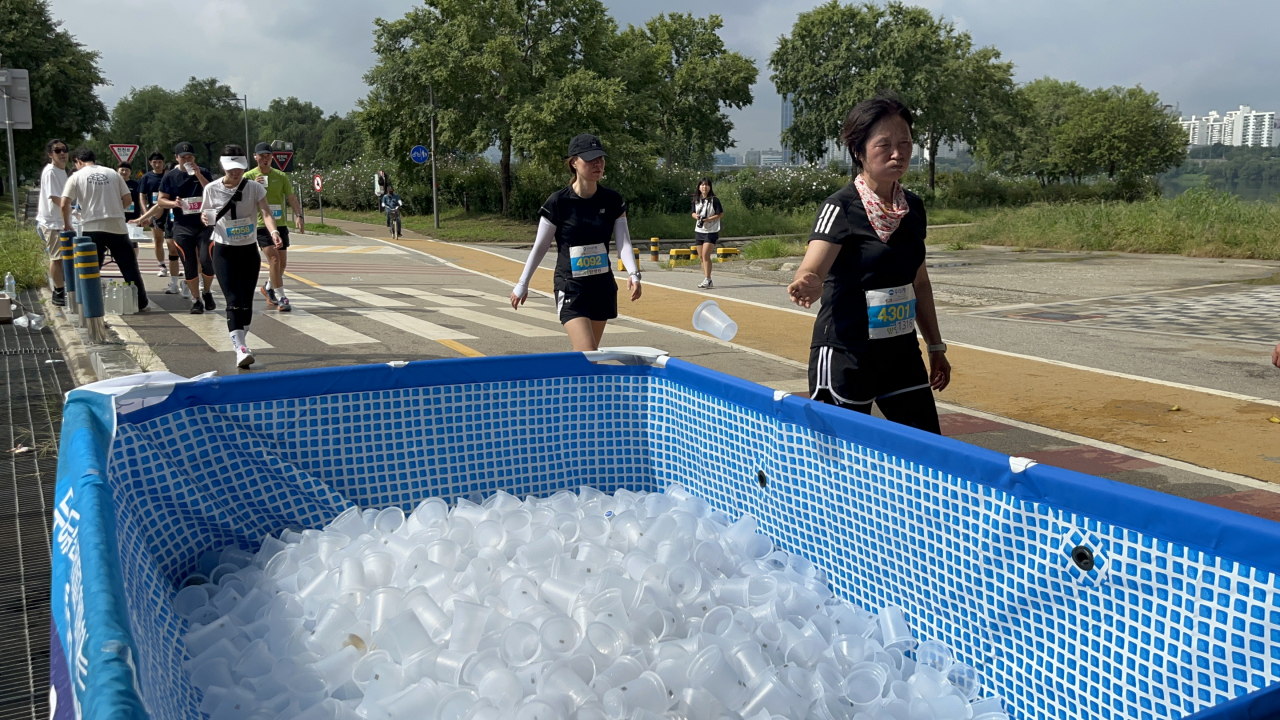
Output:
[172, 225, 215, 282]
[85, 231, 148, 310]
[212, 243, 260, 333]
[808, 344, 941, 434]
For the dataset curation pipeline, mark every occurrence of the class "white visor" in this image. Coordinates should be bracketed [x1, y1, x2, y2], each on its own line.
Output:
[220, 156, 249, 171]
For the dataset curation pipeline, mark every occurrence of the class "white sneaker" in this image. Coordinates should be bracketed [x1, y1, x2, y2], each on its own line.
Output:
[180, 284, 192, 300]
[164, 279, 180, 294]
[698, 278, 714, 289]
[158, 266, 170, 277]
[235, 346, 255, 369]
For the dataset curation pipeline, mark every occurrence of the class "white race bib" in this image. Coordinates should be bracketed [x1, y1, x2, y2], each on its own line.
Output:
[865, 284, 917, 339]
[269, 204, 283, 219]
[179, 196, 203, 212]
[221, 217, 256, 244]
[569, 243, 609, 278]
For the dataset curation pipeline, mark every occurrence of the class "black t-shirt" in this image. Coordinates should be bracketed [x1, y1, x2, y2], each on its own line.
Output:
[807, 181, 927, 352]
[123, 179, 141, 220]
[137, 171, 165, 207]
[539, 185, 627, 287]
[159, 167, 212, 227]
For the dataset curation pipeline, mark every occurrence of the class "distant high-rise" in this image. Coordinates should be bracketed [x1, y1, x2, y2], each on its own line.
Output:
[1181, 106, 1275, 147]
[781, 96, 795, 164]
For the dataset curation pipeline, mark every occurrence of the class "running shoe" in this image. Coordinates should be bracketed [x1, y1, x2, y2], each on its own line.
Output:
[278, 296, 292, 312]
[190, 300, 204, 314]
[203, 292, 216, 311]
[235, 346, 255, 369]
[260, 284, 278, 307]
[698, 278, 714, 289]
[180, 284, 192, 300]
[51, 288, 66, 307]
[164, 279, 181, 294]
[157, 265, 169, 277]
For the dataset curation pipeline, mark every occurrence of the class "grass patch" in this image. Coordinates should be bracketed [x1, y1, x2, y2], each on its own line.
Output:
[946, 190, 1280, 259]
[324, 207, 535, 243]
[302, 223, 347, 236]
[0, 215, 49, 291]
[630, 195, 815, 240]
[741, 236, 809, 260]
[943, 241, 975, 251]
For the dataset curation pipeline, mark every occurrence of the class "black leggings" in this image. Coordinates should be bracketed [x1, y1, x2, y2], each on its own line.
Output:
[212, 243, 261, 332]
[172, 225, 214, 281]
[86, 231, 148, 310]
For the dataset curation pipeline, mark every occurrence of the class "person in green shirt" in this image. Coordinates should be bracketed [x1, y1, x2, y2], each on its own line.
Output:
[245, 142, 304, 312]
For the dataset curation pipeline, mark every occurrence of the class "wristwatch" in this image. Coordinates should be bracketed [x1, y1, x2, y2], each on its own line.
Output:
[630, 272, 642, 281]
[927, 342, 947, 354]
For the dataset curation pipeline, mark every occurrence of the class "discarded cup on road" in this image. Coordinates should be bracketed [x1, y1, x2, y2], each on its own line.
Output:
[692, 300, 738, 342]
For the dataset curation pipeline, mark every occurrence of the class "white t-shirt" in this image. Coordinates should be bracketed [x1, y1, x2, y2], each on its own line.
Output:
[693, 196, 723, 234]
[61, 164, 129, 234]
[202, 177, 267, 246]
[37, 163, 69, 229]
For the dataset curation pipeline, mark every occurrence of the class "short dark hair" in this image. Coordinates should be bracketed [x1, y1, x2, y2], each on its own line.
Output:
[148, 152, 165, 162]
[221, 144, 246, 157]
[45, 138, 68, 156]
[841, 92, 914, 173]
[72, 147, 96, 163]
[118, 161, 132, 171]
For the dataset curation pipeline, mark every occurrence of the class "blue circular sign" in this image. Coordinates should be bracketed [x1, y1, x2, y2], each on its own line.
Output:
[410, 145, 430, 164]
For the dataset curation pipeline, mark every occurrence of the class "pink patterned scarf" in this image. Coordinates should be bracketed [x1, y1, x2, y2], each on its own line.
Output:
[854, 174, 909, 242]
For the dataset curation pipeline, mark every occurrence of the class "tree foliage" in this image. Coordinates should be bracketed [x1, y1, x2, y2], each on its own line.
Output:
[770, 1, 1015, 189]
[620, 14, 757, 169]
[0, 0, 108, 177]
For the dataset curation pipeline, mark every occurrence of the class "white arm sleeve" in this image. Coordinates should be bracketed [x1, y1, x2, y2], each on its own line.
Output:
[513, 217, 556, 298]
[615, 216, 639, 276]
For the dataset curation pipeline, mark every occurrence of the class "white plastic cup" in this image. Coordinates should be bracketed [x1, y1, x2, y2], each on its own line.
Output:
[233, 639, 276, 679]
[537, 659, 598, 709]
[664, 563, 703, 603]
[515, 530, 564, 568]
[350, 649, 392, 690]
[691, 300, 738, 341]
[368, 587, 404, 635]
[539, 577, 586, 616]
[430, 648, 474, 685]
[449, 601, 493, 653]
[728, 640, 771, 686]
[539, 615, 582, 657]
[403, 586, 451, 641]
[738, 669, 801, 718]
[842, 661, 889, 705]
[907, 665, 946, 699]
[372, 609, 436, 663]
[582, 622, 627, 668]
[601, 670, 669, 718]
[500, 622, 543, 666]
[477, 667, 523, 710]
[362, 552, 396, 588]
[916, 639, 953, 674]
[174, 585, 210, 619]
[374, 506, 406, 534]
[878, 605, 917, 651]
[685, 646, 745, 709]
[311, 644, 360, 692]
[307, 603, 357, 654]
[578, 515, 610, 545]
[947, 662, 980, 701]
[590, 654, 644, 695]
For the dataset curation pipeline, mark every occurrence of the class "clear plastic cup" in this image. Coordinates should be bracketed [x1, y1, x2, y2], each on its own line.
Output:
[174, 585, 210, 619]
[539, 577, 585, 615]
[579, 515, 610, 545]
[582, 622, 627, 667]
[664, 563, 703, 603]
[947, 662, 980, 701]
[915, 639, 953, 674]
[449, 601, 493, 653]
[368, 586, 403, 635]
[311, 644, 360, 692]
[403, 586, 451, 641]
[362, 551, 396, 588]
[843, 662, 889, 705]
[727, 640, 771, 686]
[374, 506, 406, 534]
[691, 300, 738, 341]
[738, 669, 801, 718]
[907, 666, 946, 699]
[537, 659, 597, 709]
[190, 656, 234, 694]
[233, 639, 276, 679]
[539, 615, 582, 657]
[307, 603, 357, 654]
[478, 667, 523, 709]
[601, 670, 669, 718]
[500, 621, 543, 666]
[371, 609, 436, 663]
[515, 530, 564, 568]
[430, 648, 475, 685]
[350, 649, 392, 690]
[590, 653, 644, 695]
[878, 606, 917, 651]
[686, 646, 745, 709]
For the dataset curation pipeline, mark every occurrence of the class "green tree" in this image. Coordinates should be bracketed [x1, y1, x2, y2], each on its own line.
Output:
[250, 97, 327, 165]
[362, 0, 640, 214]
[0, 0, 108, 177]
[102, 78, 244, 167]
[620, 13, 757, 169]
[770, 1, 1015, 190]
[976, 78, 1090, 186]
[1055, 86, 1186, 182]
[314, 113, 365, 168]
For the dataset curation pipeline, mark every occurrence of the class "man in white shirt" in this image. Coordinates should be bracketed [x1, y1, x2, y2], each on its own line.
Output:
[60, 147, 149, 310]
[36, 139, 70, 306]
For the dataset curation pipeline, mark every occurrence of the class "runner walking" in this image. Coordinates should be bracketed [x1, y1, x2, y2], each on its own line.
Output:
[35, 139, 70, 306]
[692, 177, 724, 289]
[118, 162, 141, 223]
[59, 147, 149, 310]
[245, 142, 303, 312]
[510, 134, 641, 351]
[159, 142, 216, 313]
[136, 152, 183, 291]
[200, 145, 284, 369]
[787, 94, 950, 434]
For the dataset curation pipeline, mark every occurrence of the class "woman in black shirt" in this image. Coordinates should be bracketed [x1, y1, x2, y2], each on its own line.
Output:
[787, 93, 951, 434]
[510, 134, 642, 351]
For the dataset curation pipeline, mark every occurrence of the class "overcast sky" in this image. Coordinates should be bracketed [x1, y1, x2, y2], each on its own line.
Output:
[52, 0, 1280, 153]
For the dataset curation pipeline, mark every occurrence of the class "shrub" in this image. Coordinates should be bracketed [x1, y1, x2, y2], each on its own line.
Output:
[0, 217, 50, 291]
[732, 166, 848, 210]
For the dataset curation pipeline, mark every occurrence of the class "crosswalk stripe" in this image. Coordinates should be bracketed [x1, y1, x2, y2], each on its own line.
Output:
[282, 291, 335, 308]
[263, 307, 379, 345]
[289, 245, 406, 255]
[430, 308, 561, 337]
[322, 286, 412, 307]
[446, 287, 550, 308]
[172, 312, 275, 351]
[497, 307, 642, 333]
[386, 287, 480, 307]
[348, 308, 477, 340]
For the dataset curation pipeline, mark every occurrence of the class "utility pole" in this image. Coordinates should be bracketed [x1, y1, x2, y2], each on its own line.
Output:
[430, 85, 439, 229]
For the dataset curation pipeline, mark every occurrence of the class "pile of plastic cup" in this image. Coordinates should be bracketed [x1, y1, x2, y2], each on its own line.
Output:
[180, 484, 1010, 720]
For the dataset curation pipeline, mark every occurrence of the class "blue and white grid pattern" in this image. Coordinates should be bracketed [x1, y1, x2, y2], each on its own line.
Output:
[102, 370, 1276, 720]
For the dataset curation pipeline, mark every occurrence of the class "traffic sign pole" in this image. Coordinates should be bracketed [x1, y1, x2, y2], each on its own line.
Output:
[314, 174, 323, 226]
[430, 85, 439, 230]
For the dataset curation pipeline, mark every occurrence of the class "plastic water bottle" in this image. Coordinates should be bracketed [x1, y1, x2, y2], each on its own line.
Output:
[124, 283, 138, 314]
[4, 272, 14, 298]
[108, 283, 121, 314]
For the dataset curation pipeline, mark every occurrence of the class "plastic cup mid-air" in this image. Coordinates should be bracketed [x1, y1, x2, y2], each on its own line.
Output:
[692, 300, 738, 342]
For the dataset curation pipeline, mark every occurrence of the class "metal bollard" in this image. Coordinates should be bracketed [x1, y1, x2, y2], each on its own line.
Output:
[75, 239, 109, 344]
[59, 232, 78, 318]
[650, 238, 660, 262]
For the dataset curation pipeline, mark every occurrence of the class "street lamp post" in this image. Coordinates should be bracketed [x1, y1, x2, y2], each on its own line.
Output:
[220, 94, 251, 156]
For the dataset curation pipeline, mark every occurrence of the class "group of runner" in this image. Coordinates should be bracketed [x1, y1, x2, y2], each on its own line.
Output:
[36, 139, 304, 369]
[512, 95, 950, 434]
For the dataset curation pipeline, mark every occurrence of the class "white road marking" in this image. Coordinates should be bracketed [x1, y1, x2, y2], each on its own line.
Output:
[431, 308, 561, 337]
[445, 287, 549, 308]
[498, 306, 642, 334]
[386, 287, 480, 307]
[264, 308, 379, 345]
[322, 286, 412, 308]
[172, 312, 275, 351]
[348, 308, 477, 340]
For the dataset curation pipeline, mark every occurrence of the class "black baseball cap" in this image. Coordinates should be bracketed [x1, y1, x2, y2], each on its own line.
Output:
[173, 141, 195, 156]
[254, 142, 272, 155]
[566, 134, 607, 161]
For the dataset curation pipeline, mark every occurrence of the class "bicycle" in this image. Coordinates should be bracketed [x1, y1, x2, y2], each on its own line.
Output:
[386, 205, 402, 240]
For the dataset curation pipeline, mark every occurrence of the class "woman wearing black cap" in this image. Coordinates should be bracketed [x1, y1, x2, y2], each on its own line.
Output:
[787, 93, 950, 434]
[509, 134, 641, 351]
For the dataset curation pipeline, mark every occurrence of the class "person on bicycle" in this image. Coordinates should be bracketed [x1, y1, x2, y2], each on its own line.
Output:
[381, 186, 403, 238]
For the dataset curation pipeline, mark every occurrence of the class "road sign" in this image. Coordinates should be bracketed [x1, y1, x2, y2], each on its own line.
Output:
[410, 145, 430, 164]
[0, 69, 32, 130]
[313, 175, 323, 192]
[271, 151, 294, 171]
[109, 144, 139, 164]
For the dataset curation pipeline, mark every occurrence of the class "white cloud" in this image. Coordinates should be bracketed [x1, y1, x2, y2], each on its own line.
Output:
[50, 0, 1280, 155]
